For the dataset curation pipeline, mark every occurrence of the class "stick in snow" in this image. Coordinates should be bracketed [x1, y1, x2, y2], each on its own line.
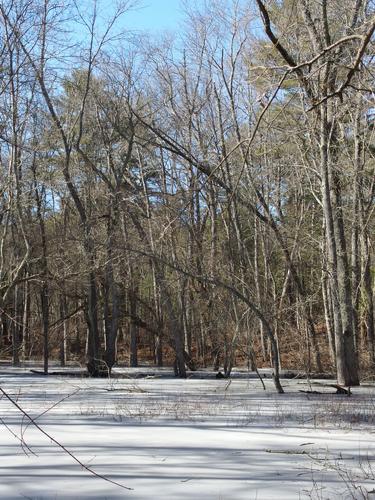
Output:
[0, 386, 133, 491]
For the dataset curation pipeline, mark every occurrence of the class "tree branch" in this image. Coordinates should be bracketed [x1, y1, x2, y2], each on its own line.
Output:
[0, 386, 133, 491]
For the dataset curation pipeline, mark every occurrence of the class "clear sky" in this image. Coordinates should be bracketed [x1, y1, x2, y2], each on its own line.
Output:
[123, 0, 184, 33]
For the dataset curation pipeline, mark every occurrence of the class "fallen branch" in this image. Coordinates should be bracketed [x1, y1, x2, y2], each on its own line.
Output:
[299, 390, 322, 395]
[299, 384, 351, 396]
[330, 384, 351, 396]
[265, 448, 311, 455]
[0, 416, 37, 457]
[0, 386, 133, 491]
[21, 388, 82, 449]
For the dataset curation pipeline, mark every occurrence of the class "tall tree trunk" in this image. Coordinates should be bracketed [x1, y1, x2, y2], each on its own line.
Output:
[12, 284, 20, 367]
[86, 264, 100, 376]
[254, 218, 267, 362]
[322, 268, 336, 366]
[21, 270, 30, 363]
[321, 104, 359, 386]
[41, 283, 49, 375]
[33, 166, 49, 376]
[362, 235, 375, 366]
[59, 294, 67, 367]
[103, 197, 121, 372]
[129, 287, 138, 367]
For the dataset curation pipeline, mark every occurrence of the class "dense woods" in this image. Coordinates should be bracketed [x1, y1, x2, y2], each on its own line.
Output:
[0, 0, 374, 392]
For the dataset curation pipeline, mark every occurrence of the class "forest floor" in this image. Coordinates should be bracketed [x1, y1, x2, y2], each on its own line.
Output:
[0, 363, 375, 499]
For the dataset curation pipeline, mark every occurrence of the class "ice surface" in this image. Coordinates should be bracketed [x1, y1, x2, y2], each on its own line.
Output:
[1, 364, 374, 499]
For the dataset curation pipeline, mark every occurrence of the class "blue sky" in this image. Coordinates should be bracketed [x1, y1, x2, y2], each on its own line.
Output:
[122, 0, 184, 32]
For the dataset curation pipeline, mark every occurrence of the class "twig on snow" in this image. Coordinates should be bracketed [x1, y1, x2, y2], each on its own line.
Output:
[0, 386, 133, 491]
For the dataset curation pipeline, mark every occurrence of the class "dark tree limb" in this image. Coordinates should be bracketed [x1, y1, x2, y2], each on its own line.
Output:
[0, 386, 133, 491]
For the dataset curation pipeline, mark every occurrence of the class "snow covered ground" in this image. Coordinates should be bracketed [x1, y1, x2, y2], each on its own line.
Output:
[1, 364, 375, 499]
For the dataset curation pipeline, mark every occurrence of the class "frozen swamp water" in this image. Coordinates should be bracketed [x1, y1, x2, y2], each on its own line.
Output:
[0, 363, 375, 499]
